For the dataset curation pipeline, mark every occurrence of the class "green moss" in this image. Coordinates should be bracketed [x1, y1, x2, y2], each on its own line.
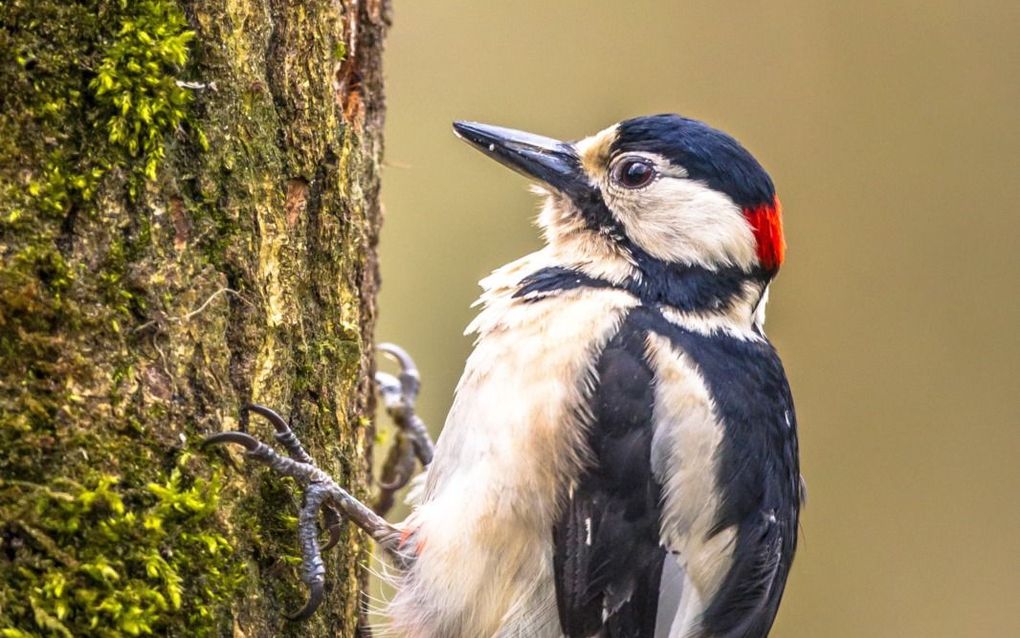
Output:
[90, 0, 195, 188]
[0, 0, 196, 428]
[1, 1, 384, 634]
[0, 0, 196, 444]
[1, 0, 196, 227]
[0, 455, 245, 637]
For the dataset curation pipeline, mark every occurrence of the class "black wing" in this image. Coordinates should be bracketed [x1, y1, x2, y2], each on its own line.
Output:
[553, 318, 667, 638]
[632, 306, 801, 638]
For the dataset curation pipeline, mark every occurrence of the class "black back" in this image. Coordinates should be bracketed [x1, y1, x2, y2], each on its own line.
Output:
[551, 298, 800, 638]
[631, 306, 800, 638]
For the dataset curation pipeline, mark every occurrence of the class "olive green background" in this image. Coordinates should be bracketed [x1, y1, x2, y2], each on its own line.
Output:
[374, 2, 1020, 636]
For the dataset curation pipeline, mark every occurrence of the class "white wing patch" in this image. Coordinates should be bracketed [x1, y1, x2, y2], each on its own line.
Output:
[645, 332, 738, 637]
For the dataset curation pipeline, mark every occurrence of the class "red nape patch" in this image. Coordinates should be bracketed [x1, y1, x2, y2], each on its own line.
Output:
[744, 196, 785, 271]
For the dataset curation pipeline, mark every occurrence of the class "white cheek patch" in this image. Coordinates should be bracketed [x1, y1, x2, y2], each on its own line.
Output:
[608, 178, 758, 271]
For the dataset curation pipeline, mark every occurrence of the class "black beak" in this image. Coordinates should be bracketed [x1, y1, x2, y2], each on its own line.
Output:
[453, 121, 583, 195]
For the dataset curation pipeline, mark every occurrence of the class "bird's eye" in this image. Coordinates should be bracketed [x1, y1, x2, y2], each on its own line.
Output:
[611, 157, 657, 189]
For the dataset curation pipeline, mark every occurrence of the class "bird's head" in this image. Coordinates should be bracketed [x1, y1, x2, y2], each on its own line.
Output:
[454, 115, 784, 281]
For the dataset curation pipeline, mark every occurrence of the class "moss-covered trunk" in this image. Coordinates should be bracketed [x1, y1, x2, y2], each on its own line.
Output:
[0, 0, 388, 635]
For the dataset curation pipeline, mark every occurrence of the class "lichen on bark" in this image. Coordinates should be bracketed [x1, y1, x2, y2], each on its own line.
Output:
[0, 0, 389, 636]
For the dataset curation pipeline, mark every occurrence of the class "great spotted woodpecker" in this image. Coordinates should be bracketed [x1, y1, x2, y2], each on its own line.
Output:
[208, 114, 802, 638]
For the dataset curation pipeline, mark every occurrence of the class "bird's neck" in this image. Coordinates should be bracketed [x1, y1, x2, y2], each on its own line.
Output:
[625, 257, 769, 317]
[536, 209, 771, 321]
[506, 246, 770, 332]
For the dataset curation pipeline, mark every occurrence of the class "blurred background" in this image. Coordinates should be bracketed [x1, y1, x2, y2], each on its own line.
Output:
[374, 2, 1020, 636]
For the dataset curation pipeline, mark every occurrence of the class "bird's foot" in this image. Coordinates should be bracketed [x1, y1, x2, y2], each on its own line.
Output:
[205, 404, 408, 620]
[372, 343, 434, 515]
[204, 344, 430, 620]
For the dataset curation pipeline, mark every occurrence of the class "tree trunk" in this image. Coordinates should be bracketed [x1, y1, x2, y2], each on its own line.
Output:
[0, 1, 388, 636]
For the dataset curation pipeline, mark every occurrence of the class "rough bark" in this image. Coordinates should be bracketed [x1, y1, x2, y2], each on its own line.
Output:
[0, 1, 389, 636]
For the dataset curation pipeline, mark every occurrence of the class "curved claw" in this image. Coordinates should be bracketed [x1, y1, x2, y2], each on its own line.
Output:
[375, 345, 435, 472]
[321, 507, 343, 551]
[321, 524, 342, 552]
[285, 579, 324, 621]
[378, 343, 420, 400]
[244, 403, 316, 466]
[204, 431, 261, 451]
[244, 403, 291, 434]
[378, 343, 418, 375]
[377, 470, 409, 492]
[382, 436, 416, 488]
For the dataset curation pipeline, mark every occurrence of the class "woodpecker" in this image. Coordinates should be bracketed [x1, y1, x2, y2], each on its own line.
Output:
[207, 114, 801, 638]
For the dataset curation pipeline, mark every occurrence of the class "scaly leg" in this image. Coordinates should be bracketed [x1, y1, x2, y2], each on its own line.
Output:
[206, 407, 409, 620]
[245, 404, 346, 551]
[372, 343, 434, 515]
[205, 344, 433, 621]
